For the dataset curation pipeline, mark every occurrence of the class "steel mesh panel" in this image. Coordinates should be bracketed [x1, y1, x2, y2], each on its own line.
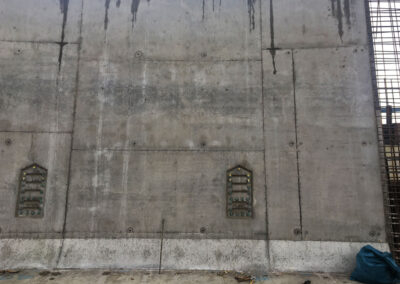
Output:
[367, 0, 400, 263]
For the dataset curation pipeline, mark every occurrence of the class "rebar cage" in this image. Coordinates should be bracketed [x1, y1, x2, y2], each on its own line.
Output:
[367, 0, 400, 263]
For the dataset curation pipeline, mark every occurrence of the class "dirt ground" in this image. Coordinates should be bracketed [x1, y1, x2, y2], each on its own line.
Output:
[0, 270, 360, 284]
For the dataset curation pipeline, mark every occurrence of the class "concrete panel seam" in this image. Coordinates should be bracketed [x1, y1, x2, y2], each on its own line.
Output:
[0, 39, 79, 45]
[261, 44, 369, 51]
[0, 131, 72, 134]
[71, 148, 265, 153]
[79, 58, 262, 64]
[259, 0, 271, 271]
[291, 50, 303, 239]
[56, 0, 84, 268]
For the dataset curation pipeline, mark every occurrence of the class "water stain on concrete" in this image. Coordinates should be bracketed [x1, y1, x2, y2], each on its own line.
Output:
[344, 0, 351, 25]
[104, 0, 111, 30]
[58, 0, 69, 70]
[106, 0, 146, 29]
[202, 0, 205, 21]
[269, 0, 277, 74]
[247, 0, 256, 31]
[330, 0, 351, 41]
[131, 0, 142, 28]
[201, 0, 256, 32]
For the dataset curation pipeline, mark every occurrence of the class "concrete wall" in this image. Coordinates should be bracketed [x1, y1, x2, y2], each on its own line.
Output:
[0, 0, 388, 273]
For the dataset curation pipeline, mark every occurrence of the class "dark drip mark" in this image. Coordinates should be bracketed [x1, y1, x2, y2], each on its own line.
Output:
[59, 0, 68, 15]
[116, 0, 121, 7]
[58, 0, 69, 72]
[344, 0, 351, 26]
[219, 0, 222, 7]
[247, 0, 256, 32]
[104, 0, 111, 30]
[336, 0, 343, 41]
[269, 0, 277, 74]
[202, 0, 205, 21]
[330, 0, 345, 41]
[131, 0, 141, 28]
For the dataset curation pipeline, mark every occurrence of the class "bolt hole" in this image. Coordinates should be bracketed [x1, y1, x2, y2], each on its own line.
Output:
[200, 142, 206, 147]
[5, 138, 12, 146]
[200, 227, 206, 233]
[135, 50, 143, 58]
[127, 227, 134, 233]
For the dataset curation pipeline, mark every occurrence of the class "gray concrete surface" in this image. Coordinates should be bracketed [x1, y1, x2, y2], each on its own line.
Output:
[262, 0, 368, 49]
[0, 270, 359, 284]
[295, 46, 385, 242]
[0, 0, 388, 272]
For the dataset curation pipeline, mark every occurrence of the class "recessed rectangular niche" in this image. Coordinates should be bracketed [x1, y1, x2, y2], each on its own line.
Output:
[226, 165, 253, 218]
[15, 163, 47, 218]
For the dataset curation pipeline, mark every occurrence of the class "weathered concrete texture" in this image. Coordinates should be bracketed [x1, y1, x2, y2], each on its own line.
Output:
[66, 150, 266, 238]
[0, 238, 391, 273]
[58, 239, 160, 269]
[0, 0, 81, 43]
[73, 60, 263, 151]
[269, 241, 389, 273]
[162, 239, 267, 272]
[0, 42, 78, 132]
[294, 47, 385, 242]
[0, 0, 389, 273]
[263, 0, 368, 49]
[0, 133, 70, 237]
[58, 239, 268, 272]
[0, 239, 61, 269]
[80, 0, 260, 61]
[263, 49, 301, 241]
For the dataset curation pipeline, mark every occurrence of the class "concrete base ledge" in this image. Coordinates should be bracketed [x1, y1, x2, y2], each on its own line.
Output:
[0, 239, 389, 273]
[269, 240, 390, 273]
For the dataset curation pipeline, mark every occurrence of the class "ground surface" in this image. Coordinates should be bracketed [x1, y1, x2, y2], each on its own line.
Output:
[0, 270, 359, 284]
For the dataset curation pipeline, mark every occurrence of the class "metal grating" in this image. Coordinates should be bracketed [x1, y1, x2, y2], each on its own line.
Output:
[226, 165, 253, 218]
[367, 0, 400, 263]
[15, 164, 47, 218]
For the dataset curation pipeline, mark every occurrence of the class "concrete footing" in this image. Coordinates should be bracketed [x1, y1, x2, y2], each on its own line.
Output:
[0, 239, 388, 273]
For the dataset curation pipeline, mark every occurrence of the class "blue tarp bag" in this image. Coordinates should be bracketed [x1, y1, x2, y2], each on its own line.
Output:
[350, 245, 400, 284]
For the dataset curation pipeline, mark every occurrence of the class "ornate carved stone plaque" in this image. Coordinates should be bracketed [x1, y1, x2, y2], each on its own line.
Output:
[226, 165, 253, 218]
[15, 164, 47, 218]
